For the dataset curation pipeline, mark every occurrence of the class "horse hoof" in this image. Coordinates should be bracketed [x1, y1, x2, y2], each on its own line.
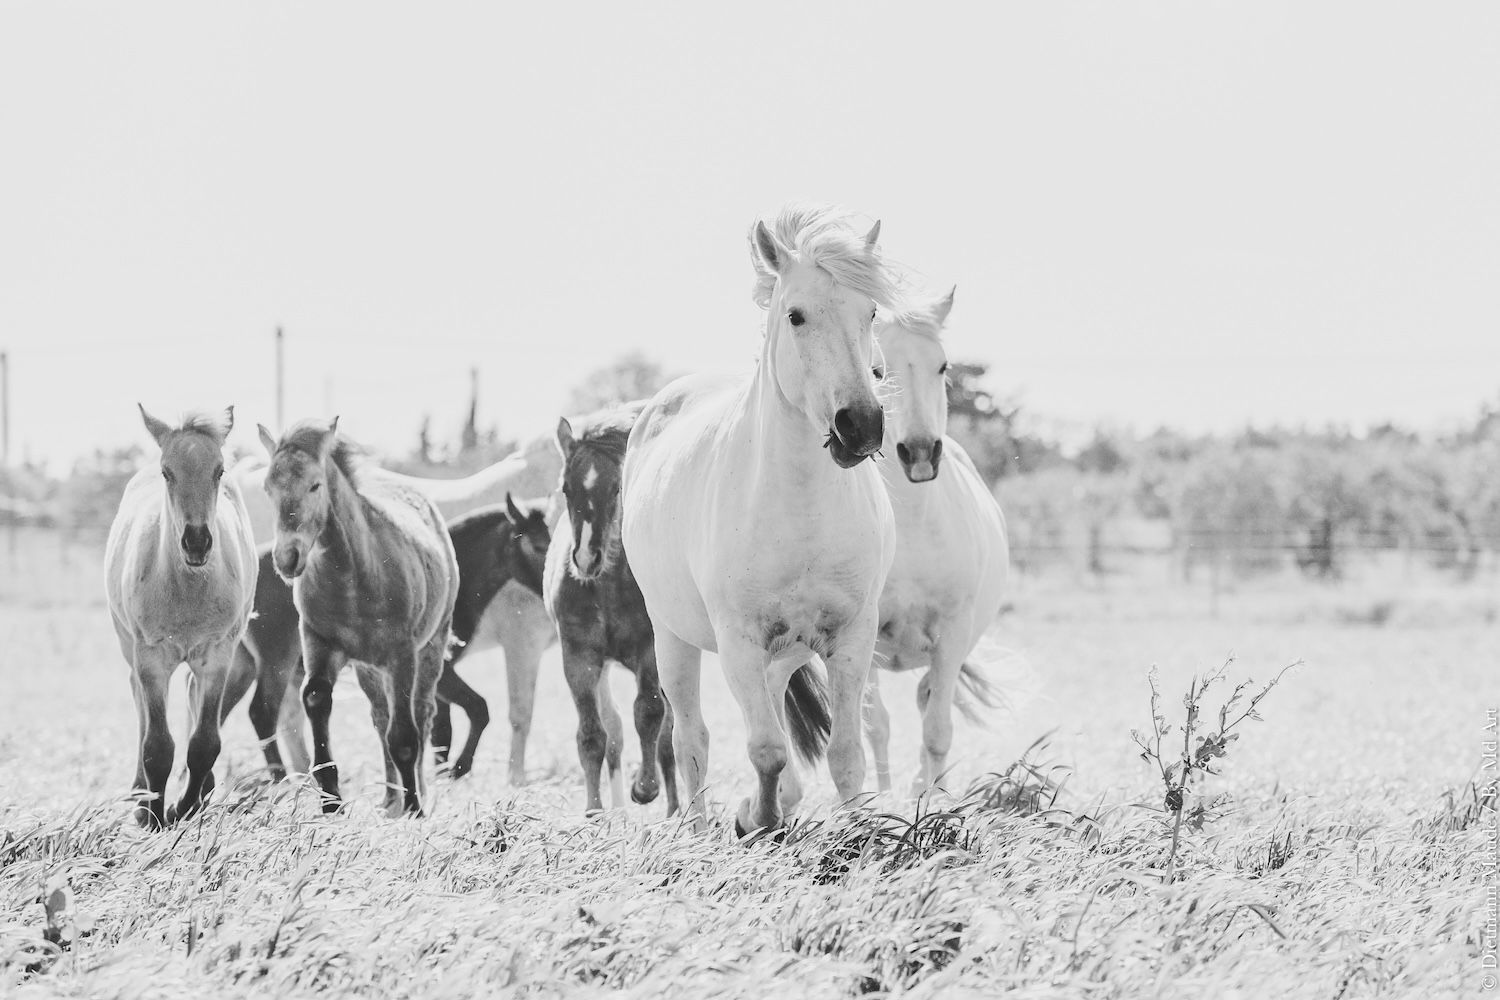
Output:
[630, 781, 660, 805]
[450, 758, 473, 780]
[320, 797, 343, 816]
[132, 805, 163, 831]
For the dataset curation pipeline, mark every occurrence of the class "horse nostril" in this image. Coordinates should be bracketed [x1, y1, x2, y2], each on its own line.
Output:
[931, 439, 943, 463]
[833, 408, 858, 444]
[896, 442, 911, 464]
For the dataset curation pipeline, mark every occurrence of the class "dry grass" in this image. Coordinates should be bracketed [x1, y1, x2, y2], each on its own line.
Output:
[0, 551, 1494, 997]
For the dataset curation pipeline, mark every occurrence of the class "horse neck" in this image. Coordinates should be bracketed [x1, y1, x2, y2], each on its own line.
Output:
[747, 323, 844, 484]
[311, 459, 373, 576]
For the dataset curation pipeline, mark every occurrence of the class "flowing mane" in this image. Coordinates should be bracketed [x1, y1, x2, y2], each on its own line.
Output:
[749, 203, 904, 311]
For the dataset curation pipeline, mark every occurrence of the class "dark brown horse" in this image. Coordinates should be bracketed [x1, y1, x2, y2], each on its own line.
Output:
[258, 418, 457, 816]
[222, 495, 552, 781]
[546, 403, 677, 815]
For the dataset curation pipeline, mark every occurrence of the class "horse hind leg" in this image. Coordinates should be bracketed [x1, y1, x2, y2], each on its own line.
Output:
[436, 661, 488, 780]
[656, 698, 679, 816]
[129, 646, 177, 830]
[237, 645, 288, 781]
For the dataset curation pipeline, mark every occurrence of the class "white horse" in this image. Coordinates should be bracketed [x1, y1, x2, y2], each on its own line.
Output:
[230, 432, 561, 784]
[105, 406, 258, 828]
[863, 289, 1011, 794]
[622, 205, 900, 835]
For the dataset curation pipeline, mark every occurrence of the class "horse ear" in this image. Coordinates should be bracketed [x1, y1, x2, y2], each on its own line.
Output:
[319, 417, 340, 460]
[933, 285, 956, 325]
[258, 423, 278, 456]
[138, 404, 172, 447]
[864, 220, 882, 250]
[751, 220, 786, 275]
[505, 491, 525, 524]
[221, 406, 235, 437]
[555, 416, 575, 458]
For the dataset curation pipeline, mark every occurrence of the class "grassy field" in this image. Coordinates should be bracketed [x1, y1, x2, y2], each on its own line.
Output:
[1, 540, 1495, 997]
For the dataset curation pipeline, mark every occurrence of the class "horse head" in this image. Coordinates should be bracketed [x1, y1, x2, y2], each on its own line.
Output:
[139, 404, 233, 568]
[554, 410, 631, 582]
[877, 287, 956, 483]
[749, 206, 898, 468]
[258, 417, 340, 581]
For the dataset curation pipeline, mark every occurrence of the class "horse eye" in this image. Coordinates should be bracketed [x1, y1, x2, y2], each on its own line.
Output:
[161, 469, 174, 482]
[213, 466, 224, 480]
[788, 307, 805, 327]
[309, 482, 322, 493]
[939, 362, 950, 375]
[872, 366, 886, 380]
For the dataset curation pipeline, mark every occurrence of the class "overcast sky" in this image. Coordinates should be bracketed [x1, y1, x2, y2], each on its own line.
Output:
[1, 3, 1496, 468]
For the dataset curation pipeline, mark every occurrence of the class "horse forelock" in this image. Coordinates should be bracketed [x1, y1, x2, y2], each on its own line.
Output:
[167, 409, 233, 448]
[883, 300, 949, 344]
[751, 203, 905, 311]
[274, 421, 366, 486]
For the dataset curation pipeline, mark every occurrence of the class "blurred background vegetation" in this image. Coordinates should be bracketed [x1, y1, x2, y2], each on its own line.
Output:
[4, 352, 1499, 602]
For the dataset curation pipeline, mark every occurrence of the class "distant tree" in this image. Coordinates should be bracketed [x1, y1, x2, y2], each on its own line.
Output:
[943, 361, 1061, 483]
[1283, 440, 1371, 580]
[566, 352, 675, 416]
[58, 446, 144, 531]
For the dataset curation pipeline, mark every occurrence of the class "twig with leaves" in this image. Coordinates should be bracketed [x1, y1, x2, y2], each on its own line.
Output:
[1132, 657, 1298, 884]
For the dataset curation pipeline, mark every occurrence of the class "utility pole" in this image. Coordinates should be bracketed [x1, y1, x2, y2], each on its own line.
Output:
[275, 326, 285, 430]
[1, 350, 9, 468]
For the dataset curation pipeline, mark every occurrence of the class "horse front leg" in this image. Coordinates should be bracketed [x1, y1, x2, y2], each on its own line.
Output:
[718, 632, 785, 837]
[914, 631, 967, 797]
[413, 635, 446, 807]
[171, 641, 235, 823]
[824, 611, 878, 804]
[597, 671, 627, 809]
[353, 665, 400, 814]
[500, 626, 547, 787]
[384, 647, 428, 817]
[863, 666, 893, 794]
[654, 626, 706, 832]
[277, 659, 310, 776]
[129, 645, 176, 830]
[560, 637, 609, 815]
[299, 629, 347, 813]
[627, 648, 666, 806]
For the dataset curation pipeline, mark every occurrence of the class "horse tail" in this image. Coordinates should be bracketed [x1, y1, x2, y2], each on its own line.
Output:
[916, 661, 1003, 726]
[784, 663, 833, 766]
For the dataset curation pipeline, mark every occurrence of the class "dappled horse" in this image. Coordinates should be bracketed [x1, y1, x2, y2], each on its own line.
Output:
[259, 418, 458, 816]
[222, 495, 552, 781]
[546, 403, 678, 816]
[105, 406, 258, 828]
[864, 289, 1011, 794]
[231, 431, 561, 786]
[622, 204, 900, 835]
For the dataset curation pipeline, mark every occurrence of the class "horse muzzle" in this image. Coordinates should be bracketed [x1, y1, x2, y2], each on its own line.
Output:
[273, 544, 307, 580]
[181, 525, 213, 567]
[570, 545, 605, 581]
[827, 404, 885, 469]
[896, 438, 943, 483]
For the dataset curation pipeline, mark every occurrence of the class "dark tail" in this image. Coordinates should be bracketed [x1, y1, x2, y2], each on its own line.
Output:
[784, 663, 833, 765]
[916, 662, 1004, 725]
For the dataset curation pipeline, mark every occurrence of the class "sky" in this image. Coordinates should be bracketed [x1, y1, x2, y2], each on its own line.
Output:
[1, 2, 1496, 469]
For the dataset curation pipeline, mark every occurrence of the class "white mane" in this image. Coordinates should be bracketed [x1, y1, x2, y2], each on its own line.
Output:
[749, 203, 905, 311]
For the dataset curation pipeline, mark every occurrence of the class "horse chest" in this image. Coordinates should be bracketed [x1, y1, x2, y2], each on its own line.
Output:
[555, 574, 653, 660]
